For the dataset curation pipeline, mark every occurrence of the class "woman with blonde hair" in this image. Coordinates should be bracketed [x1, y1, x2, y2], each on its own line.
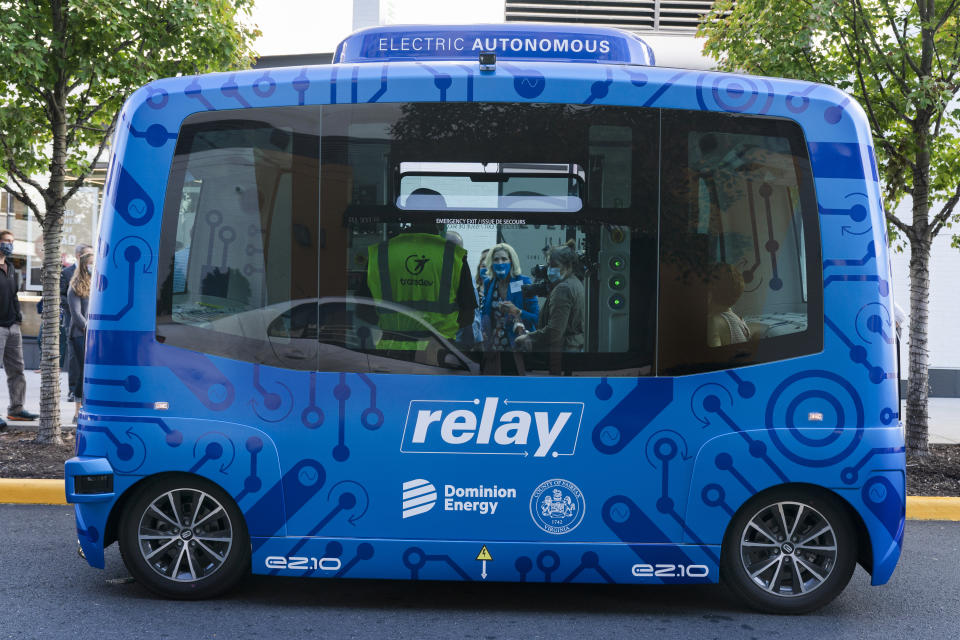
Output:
[480, 242, 539, 351]
[67, 250, 95, 423]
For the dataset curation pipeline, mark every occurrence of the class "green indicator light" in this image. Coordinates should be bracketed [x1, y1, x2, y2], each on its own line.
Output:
[609, 294, 625, 309]
[609, 276, 625, 290]
[609, 256, 626, 271]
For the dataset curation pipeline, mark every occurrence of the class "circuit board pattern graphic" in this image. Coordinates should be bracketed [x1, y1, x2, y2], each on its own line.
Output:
[67, 49, 903, 586]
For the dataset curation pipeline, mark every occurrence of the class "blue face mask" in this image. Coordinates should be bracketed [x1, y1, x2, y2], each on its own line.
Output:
[477, 267, 487, 279]
[547, 267, 563, 283]
[86, 264, 94, 275]
[0, 242, 12, 257]
[492, 262, 511, 279]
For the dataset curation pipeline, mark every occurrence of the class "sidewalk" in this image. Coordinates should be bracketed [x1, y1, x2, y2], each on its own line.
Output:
[2, 370, 77, 429]
[3, 370, 960, 440]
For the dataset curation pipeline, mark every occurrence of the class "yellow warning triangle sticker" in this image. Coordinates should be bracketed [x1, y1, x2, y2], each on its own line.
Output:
[476, 545, 493, 561]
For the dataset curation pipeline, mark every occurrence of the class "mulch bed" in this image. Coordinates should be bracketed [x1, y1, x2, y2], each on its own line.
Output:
[0, 428, 76, 479]
[907, 445, 960, 497]
[1, 428, 958, 496]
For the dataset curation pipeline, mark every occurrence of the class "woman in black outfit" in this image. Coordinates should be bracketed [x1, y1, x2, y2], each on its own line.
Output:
[67, 250, 94, 423]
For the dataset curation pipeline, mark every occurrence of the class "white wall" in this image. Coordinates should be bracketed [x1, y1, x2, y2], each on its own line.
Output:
[642, 34, 713, 70]
[888, 198, 960, 372]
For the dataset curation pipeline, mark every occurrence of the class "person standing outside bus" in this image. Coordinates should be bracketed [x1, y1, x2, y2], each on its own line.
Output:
[61, 243, 90, 400]
[67, 250, 95, 423]
[0, 229, 38, 430]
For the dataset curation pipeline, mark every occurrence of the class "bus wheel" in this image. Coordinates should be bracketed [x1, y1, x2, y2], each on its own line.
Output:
[721, 487, 856, 614]
[118, 475, 250, 599]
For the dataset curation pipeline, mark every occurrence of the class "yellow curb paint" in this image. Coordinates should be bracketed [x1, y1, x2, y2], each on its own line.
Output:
[0, 479, 66, 505]
[906, 496, 960, 521]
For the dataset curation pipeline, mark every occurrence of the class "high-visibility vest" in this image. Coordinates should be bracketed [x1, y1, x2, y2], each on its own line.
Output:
[367, 233, 466, 340]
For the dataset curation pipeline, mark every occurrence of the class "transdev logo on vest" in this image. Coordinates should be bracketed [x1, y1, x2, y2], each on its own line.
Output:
[401, 397, 584, 458]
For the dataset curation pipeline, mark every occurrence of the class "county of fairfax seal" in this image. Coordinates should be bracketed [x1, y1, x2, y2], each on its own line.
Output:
[530, 479, 585, 535]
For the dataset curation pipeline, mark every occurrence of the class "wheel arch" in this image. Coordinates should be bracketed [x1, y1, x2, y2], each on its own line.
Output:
[104, 471, 245, 549]
[718, 482, 873, 576]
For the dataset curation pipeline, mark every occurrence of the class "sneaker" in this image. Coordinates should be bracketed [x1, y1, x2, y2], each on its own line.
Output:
[7, 409, 39, 421]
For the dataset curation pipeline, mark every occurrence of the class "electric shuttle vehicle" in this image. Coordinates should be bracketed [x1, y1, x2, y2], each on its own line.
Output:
[66, 24, 904, 613]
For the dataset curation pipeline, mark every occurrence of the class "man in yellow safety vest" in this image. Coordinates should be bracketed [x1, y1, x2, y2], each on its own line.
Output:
[365, 190, 477, 345]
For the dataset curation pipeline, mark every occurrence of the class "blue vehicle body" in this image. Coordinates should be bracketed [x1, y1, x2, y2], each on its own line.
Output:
[66, 24, 904, 589]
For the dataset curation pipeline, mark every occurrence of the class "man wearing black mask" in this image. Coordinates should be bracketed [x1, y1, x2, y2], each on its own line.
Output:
[0, 229, 38, 430]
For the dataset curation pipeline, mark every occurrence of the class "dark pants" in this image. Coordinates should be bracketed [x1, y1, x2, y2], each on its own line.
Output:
[35, 324, 68, 368]
[70, 334, 85, 400]
[66, 324, 83, 400]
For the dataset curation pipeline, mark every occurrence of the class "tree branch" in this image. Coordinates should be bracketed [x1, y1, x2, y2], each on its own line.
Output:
[0, 175, 44, 225]
[930, 182, 960, 237]
[0, 180, 42, 223]
[935, 0, 960, 32]
[0, 134, 48, 195]
[850, 0, 914, 96]
[61, 112, 118, 204]
[65, 91, 109, 149]
[876, 0, 923, 77]
[836, 30, 917, 172]
[887, 209, 915, 242]
[840, 12, 915, 126]
[945, 21, 960, 86]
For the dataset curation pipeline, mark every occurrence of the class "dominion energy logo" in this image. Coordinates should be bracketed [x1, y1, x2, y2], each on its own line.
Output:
[530, 479, 585, 535]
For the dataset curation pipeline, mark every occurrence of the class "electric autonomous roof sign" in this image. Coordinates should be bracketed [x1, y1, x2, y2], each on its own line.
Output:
[401, 397, 584, 458]
[335, 24, 655, 66]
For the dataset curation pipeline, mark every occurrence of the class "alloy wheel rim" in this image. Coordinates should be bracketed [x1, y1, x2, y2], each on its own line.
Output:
[739, 501, 837, 598]
[137, 489, 233, 583]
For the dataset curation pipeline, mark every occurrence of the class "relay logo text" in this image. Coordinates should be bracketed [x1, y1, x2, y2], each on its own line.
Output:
[401, 397, 584, 458]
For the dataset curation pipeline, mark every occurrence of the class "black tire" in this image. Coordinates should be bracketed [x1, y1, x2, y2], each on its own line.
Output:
[721, 487, 857, 614]
[118, 475, 250, 599]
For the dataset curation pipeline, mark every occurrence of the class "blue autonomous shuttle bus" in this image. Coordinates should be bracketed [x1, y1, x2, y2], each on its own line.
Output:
[65, 24, 904, 613]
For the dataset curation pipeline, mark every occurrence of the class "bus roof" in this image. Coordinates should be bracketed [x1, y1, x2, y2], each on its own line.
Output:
[333, 23, 655, 66]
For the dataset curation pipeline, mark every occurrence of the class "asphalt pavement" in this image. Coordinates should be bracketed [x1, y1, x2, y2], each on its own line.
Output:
[1, 505, 958, 640]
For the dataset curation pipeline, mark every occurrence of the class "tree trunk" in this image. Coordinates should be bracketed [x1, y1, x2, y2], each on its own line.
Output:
[34, 17, 68, 444]
[35, 215, 64, 444]
[905, 235, 931, 456]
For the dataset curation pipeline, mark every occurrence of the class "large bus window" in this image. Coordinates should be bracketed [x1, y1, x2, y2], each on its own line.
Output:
[158, 103, 658, 376]
[323, 102, 659, 376]
[658, 110, 823, 375]
[157, 108, 321, 370]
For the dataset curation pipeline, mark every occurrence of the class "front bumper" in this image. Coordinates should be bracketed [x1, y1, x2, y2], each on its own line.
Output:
[65, 456, 117, 569]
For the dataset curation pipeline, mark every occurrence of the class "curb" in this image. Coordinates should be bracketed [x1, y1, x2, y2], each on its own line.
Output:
[2, 479, 960, 519]
[0, 479, 66, 505]
[905, 496, 960, 521]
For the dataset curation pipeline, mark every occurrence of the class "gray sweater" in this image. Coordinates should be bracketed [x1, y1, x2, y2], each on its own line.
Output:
[67, 288, 89, 338]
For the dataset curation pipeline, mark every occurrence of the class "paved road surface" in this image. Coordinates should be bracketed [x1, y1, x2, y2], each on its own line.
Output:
[1, 505, 958, 639]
